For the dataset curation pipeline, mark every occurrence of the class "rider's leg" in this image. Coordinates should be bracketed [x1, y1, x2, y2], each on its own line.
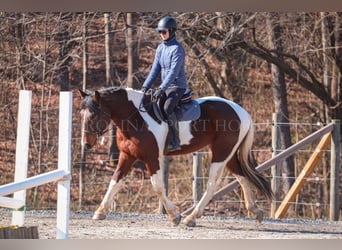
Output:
[164, 87, 186, 152]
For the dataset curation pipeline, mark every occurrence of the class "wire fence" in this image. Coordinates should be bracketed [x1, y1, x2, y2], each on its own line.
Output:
[0, 103, 340, 220]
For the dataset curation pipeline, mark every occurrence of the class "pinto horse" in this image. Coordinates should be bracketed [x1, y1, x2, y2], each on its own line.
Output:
[79, 87, 273, 227]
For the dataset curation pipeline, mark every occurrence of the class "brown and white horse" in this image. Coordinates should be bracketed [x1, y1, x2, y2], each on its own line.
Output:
[79, 87, 273, 227]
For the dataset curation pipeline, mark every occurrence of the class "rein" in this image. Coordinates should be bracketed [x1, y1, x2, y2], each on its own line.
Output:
[84, 92, 153, 138]
[138, 89, 156, 113]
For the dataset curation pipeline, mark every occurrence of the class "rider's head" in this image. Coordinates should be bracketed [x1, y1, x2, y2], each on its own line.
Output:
[156, 16, 177, 41]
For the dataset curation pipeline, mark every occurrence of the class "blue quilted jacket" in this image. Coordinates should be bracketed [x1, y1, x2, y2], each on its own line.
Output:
[143, 37, 187, 90]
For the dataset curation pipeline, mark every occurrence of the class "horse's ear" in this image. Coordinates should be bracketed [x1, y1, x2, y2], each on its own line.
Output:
[93, 91, 101, 103]
[79, 89, 88, 98]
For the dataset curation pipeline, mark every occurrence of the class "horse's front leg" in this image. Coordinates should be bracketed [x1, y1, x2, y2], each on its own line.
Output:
[93, 152, 135, 220]
[149, 158, 181, 226]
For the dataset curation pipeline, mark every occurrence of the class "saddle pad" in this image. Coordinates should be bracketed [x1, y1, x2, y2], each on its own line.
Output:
[176, 100, 201, 121]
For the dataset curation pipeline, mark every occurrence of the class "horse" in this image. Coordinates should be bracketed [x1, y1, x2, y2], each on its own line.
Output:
[79, 87, 273, 227]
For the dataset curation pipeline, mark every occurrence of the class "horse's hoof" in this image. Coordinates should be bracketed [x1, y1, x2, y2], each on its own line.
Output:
[183, 216, 196, 227]
[92, 211, 107, 220]
[255, 210, 263, 223]
[171, 213, 182, 226]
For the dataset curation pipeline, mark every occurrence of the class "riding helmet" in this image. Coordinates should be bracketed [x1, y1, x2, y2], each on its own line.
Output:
[156, 16, 177, 38]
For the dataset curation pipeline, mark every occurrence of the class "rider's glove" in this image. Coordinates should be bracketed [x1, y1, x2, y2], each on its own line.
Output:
[141, 87, 149, 93]
[153, 88, 165, 99]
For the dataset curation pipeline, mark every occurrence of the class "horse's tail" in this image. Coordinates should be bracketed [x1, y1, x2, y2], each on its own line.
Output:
[238, 118, 274, 201]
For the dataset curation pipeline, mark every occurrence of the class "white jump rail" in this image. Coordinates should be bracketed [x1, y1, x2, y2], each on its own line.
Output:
[0, 90, 72, 239]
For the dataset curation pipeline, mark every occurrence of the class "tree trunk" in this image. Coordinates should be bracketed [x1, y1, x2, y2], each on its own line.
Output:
[57, 13, 72, 91]
[105, 13, 114, 86]
[82, 13, 89, 90]
[126, 13, 139, 89]
[15, 13, 25, 89]
[266, 13, 295, 196]
[320, 12, 332, 217]
[333, 12, 342, 120]
[104, 13, 119, 166]
[79, 12, 89, 209]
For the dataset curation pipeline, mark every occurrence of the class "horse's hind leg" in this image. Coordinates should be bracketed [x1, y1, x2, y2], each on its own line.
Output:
[233, 174, 264, 222]
[183, 161, 226, 227]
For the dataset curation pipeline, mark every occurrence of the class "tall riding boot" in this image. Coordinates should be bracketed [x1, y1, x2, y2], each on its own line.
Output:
[167, 113, 181, 152]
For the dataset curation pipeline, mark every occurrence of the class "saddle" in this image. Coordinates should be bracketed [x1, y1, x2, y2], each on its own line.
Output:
[147, 89, 201, 122]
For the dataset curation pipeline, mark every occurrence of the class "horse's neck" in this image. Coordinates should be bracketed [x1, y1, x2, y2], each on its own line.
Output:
[106, 88, 144, 126]
[126, 88, 143, 106]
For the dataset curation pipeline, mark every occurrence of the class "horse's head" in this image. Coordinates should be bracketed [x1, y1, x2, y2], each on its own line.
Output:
[79, 89, 112, 150]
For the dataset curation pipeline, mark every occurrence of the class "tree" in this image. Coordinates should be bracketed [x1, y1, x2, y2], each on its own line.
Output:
[126, 12, 139, 89]
[266, 12, 295, 199]
[234, 13, 338, 115]
[331, 12, 342, 120]
[104, 13, 114, 87]
[56, 13, 73, 91]
[104, 13, 120, 166]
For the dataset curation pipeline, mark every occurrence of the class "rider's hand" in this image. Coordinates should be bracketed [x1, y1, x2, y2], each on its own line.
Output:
[153, 88, 165, 99]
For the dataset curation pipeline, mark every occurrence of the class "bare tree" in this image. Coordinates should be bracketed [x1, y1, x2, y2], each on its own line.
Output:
[79, 12, 89, 209]
[56, 13, 73, 91]
[105, 13, 120, 166]
[126, 12, 139, 89]
[104, 13, 114, 86]
[331, 12, 342, 119]
[266, 12, 295, 199]
[14, 13, 26, 89]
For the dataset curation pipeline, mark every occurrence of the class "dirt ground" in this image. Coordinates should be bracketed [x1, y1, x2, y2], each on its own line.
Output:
[1, 209, 341, 239]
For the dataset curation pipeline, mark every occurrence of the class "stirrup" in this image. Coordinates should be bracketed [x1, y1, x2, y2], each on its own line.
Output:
[167, 144, 181, 152]
[167, 138, 181, 152]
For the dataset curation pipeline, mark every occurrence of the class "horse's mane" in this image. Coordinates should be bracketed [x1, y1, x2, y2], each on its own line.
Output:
[97, 86, 142, 96]
[97, 86, 125, 95]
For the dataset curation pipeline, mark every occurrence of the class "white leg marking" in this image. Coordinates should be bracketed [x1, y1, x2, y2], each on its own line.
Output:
[233, 174, 263, 222]
[151, 167, 181, 225]
[150, 169, 175, 212]
[193, 162, 226, 216]
[98, 179, 123, 212]
[183, 161, 226, 227]
[233, 175, 254, 208]
[93, 179, 123, 220]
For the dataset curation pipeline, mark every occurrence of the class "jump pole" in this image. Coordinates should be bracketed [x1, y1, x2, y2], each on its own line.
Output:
[11, 90, 32, 226]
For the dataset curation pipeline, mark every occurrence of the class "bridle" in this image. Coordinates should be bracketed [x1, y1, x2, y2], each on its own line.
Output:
[82, 99, 112, 139]
[82, 90, 156, 140]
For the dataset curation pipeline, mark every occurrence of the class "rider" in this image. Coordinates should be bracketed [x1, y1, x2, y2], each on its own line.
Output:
[141, 16, 187, 152]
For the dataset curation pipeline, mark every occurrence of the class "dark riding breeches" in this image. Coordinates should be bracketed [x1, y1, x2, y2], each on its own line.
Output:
[163, 87, 186, 116]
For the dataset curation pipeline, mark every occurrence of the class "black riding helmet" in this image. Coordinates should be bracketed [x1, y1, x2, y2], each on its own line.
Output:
[156, 16, 177, 39]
